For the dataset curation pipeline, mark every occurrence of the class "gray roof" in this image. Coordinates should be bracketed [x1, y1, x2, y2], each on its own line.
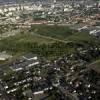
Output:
[23, 53, 37, 59]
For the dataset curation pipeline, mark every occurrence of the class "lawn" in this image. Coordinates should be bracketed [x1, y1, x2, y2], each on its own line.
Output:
[1, 33, 55, 44]
[66, 32, 97, 43]
[30, 24, 99, 44]
[0, 33, 56, 55]
[30, 24, 73, 39]
[0, 25, 99, 58]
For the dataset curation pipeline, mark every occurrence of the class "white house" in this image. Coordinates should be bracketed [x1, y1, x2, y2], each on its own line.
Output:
[0, 52, 12, 61]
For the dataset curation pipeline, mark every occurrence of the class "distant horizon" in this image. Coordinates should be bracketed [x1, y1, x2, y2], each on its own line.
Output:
[0, 0, 52, 3]
[0, 0, 67, 5]
[0, 0, 93, 3]
[0, 0, 97, 5]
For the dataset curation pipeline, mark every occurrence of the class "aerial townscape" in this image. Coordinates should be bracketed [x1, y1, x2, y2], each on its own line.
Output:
[0, 0, 100, 100]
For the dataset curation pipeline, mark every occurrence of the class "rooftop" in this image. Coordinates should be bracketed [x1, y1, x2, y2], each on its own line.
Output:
[0, 52, 12, 61]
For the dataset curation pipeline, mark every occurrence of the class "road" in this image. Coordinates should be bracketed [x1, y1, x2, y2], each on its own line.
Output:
[32, 32, 72, 44]
[0, 28, 72, 44]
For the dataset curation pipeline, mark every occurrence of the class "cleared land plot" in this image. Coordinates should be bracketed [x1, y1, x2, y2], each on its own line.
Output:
[30, 25, 73, 39]
[16, 33, 55, 44]
[0, 25, 99, 57]
[30, 25, 98, 44]
[0, 33, 56, 54]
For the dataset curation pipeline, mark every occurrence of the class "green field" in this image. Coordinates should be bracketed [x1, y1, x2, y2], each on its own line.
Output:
[0, 24, 99, 58]
[30, 25, 73, 39]
[1, 33, 55, 44]
[66, 32, 98, 44]
[30, 24, 98, 44]
[0, 33, 55, 53]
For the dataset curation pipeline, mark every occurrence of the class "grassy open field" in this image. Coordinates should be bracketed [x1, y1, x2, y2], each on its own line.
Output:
[1, 33, 55, 44]
[66, 32, 98, 44]
[30, 24, 98, 44]
[0, 24, 99, 58]
[0, 33, 56, 55]
[0, 33, 54, 49]
[30, 24, 73, 39]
